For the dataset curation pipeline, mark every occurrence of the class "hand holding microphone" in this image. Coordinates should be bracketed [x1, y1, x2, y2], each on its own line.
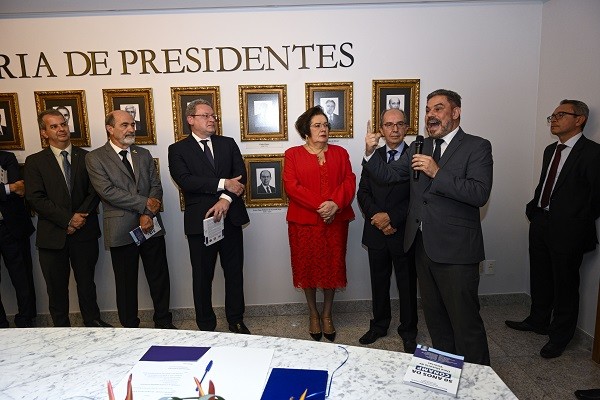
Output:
[413, 135, 424, 180]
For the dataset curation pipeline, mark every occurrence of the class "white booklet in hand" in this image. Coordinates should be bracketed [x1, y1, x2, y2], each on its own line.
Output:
[129, 216, 162, 246]
[203, 216, 224, 246]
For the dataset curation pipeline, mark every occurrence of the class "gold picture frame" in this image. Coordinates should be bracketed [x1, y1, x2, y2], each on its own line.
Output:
[372, 79, 420, 135]
[305, 81, 353, 138]
[243, 154, 288, 208]
[239, 84, 287, 141]
[0, 93, 24, 150]
[103, 88, 156, 145]
[170, 86, 222, 142]
[34, 90, 91, 148]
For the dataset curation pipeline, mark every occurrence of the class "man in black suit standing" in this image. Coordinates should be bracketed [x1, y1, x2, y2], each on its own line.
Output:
[506, 99, 600, 358]
[357, 108, 417, 352]
[364, 89, 493, 365]
[86, 110, 175, 329]
[0, 150, 36, 328]
[168, 99, 251, 334]
[256, 170, 276, 195]
[25, 110, 110, 328]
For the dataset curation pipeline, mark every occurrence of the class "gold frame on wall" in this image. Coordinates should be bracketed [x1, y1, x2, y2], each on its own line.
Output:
[170, 86, 223, 142]
[243, 153, 288, 208]
[239, 84, 287, 141]
[0, 93, 24, 150]
[372, 79, 420, 135]
[305, 81, 353, 138]
[103, 88, 156, 145]
[34, 90, 91, 148]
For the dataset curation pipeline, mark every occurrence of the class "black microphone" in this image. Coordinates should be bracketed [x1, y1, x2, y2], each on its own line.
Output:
[413, 135, 424, 180]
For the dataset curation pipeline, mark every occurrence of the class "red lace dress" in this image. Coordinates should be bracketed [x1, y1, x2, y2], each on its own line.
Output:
[287, 158, 349, 289]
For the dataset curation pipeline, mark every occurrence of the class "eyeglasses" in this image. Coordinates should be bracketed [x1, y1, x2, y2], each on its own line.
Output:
[310, 122, 330, 129]
[546, 112, 580, 123]
[190, 114, 218, 120]
[383, 122, 408, 129]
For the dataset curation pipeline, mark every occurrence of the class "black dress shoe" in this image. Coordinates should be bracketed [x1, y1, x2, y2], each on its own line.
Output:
[575, 389, 600, 400]
[403, 339, 417, 354]
[540, 341, 566, 358]
[155, 322, 178, 329]
[359, 329, 386, 345]
[505, 319, 548, 335]
[229, 322, 251, 334]
[85, 319, 113, 328]
[15, 319, 36, 328]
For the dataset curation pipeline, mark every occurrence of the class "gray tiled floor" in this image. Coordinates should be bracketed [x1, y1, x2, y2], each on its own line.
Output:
[15, 302, 600, 399]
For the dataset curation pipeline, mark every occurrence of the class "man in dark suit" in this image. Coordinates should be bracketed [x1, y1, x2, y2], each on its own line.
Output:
[86, 110, 175, 329]
[168, 99, 251, 334]
[25, 110, 110, 328]
[506, 99, 600, 358]
[364, 89, 493, 365]
[0, 150, 36, 328]
[357, 108, 417, 352]
[325, 99, 343, 130]
[256, 170, 276, 195]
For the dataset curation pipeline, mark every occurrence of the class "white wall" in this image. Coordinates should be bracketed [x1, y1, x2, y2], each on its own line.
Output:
[536, 0, 600, 336]
[1, 2, 542, 322]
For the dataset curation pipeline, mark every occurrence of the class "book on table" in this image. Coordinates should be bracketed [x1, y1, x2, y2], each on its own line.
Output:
[403, 344, 464, 397]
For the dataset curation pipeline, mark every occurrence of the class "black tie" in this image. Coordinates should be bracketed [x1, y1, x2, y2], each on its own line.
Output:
[200, 139, 215, 168]
[61, 150, 71, 193]
[540, 144, 567, 209]
[387, 149, 398, 163]
[119, 150, 135, 180]
[433, 138, 444, 162]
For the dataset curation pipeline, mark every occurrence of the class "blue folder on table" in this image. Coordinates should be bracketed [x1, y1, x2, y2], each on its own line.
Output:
[260, 368, 328, 400]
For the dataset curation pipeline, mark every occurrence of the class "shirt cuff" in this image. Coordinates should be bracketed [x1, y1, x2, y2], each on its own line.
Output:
[4, 184, 10, 196]
[220, 193, 232, 203]
[217, 178, 225, 191]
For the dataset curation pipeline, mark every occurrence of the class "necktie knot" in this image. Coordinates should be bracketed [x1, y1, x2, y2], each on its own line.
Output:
[61, 150, 69, 158]
[119, 150, 128, 159]
[387, 149, 398, 163]
[119, 150, 135, 180]
[556, 144, 567, 153]
[200, 139, 215, 168]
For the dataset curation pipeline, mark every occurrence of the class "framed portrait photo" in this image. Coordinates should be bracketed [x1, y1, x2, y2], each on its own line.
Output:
[34, 90, 91, 148]
[170, 86, 222, 142]
[0, 93, 24, 150]
[103, 88, 156, 145]
[243, 154, 288, 208]
[305, 82, 353, 138]
[239, 85, 287, 141]
[372, 79, 420, 135]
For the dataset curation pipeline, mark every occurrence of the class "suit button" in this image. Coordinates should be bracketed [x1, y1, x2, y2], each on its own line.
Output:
[423, 201, 427, 205]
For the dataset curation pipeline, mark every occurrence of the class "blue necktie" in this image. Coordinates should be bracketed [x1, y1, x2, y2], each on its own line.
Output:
[387, 149, 398, 163]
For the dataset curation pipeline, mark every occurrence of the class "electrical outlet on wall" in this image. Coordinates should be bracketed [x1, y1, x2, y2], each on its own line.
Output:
[481, 260, 496, 275]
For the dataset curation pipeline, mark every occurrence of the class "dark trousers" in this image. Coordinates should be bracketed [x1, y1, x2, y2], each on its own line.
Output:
[187, 221, 245, 331]
[367, 244, 417, 340]
[38, 237, 100, 327]
[415, 232, 490, 365]
[0, 223, 36, 327]
[528, 209, 583, 347]
[109, 236, 172, 328]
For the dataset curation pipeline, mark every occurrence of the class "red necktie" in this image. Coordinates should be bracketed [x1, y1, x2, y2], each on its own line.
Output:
[540, 144, 566, 209]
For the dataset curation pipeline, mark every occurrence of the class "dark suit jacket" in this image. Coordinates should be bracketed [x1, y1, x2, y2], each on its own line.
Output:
[526, 135, 600, 253]
[358, 145, 409, 250]
[365, 128, 493, 264]
[256, 184, 276, 194]
[168, 134, 249, 235]
[25, 146, 100, 249]
[86, 142, 165, 248]
[0, 151, 34, 239]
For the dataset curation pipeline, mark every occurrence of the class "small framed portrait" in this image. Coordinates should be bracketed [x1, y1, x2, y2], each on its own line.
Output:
[34, 90, 91, 148]
[305, 82, 353, 138]
[239, 85, 287, 141]
[243, 154, 288, 208]
[170, 86, 223, 142]
[0, 93, 24, 150]
[372, 79, 420, 135]
[102, 88, 156, 145]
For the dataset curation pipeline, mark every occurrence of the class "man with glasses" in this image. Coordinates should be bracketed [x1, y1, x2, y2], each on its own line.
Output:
[506, 99, 600, 358]
[168, 99, 251, 334]
[357, 108, 417, 352]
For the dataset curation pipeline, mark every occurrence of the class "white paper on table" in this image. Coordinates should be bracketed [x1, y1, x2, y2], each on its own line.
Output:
[112, 347, 273, 400]
[203, 216, 224, 246]
[172, 347, 274, 400]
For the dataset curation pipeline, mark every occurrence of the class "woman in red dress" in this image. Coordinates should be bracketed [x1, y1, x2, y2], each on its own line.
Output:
[283, 106, 356, 341]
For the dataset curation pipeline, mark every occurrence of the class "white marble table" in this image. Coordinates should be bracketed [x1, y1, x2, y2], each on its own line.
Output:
[0, 328, 516, 399]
